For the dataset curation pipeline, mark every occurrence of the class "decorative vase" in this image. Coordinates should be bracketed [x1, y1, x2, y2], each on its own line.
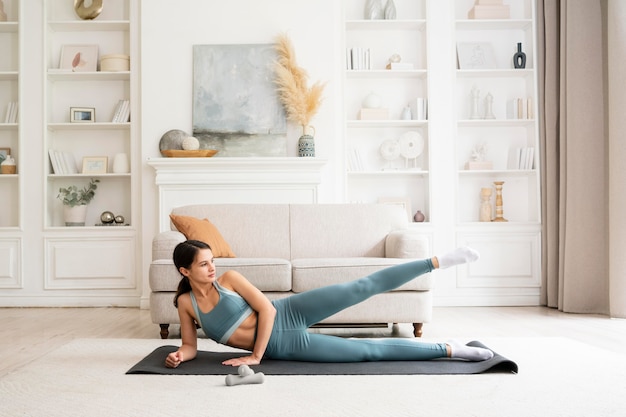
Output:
[64, 204, 88, 226]
[513, 42, 526, 69]
[384, 0, 397, 19]
[73, 0, 103, 20]
[362, 91, 382, 109]
[298, 126, 315, 158]
[364, 0, 383, 20]
[401, 106, 412, 120]
[413, 210, 425, 222]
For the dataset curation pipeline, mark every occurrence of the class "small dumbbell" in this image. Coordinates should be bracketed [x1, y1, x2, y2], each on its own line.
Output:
[225, 365, 265, 386]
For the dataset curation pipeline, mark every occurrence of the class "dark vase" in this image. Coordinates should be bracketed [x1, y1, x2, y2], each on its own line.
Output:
[513, 42, 526, 69]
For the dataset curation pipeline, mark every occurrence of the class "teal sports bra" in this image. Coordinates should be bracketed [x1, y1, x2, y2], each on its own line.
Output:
[189, 281, 253, 344]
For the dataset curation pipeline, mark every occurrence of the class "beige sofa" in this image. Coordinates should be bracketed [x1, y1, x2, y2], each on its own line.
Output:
[149, 203, 433, 339]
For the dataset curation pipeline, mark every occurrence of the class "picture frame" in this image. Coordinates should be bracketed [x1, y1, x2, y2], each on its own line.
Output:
[70, 107, 96, 123]
[82, 156, 108, 174]
[0, 147, 10, 164]
[457, 42, 497, 70]
[378, 197, 412, 221]
[59, 44, 99, 72]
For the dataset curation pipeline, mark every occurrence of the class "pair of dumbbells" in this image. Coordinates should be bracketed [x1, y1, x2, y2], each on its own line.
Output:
[225, 365, 265, 386]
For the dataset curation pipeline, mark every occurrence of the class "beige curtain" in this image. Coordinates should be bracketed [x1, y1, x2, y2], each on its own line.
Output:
[537, 0, 626, 317]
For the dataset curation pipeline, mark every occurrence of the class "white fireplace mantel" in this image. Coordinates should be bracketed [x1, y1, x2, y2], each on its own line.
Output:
[147, 157, 327, 231]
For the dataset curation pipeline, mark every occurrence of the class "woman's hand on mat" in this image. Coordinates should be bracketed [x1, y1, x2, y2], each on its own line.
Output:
[165, 351, 184, 368]
[222, 355, 261, 367]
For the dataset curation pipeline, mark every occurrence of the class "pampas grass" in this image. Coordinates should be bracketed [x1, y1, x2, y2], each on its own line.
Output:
[274, 33, 325, 131]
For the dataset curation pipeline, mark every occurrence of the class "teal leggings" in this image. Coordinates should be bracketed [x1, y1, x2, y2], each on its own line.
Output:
[264, 258, 447, 362]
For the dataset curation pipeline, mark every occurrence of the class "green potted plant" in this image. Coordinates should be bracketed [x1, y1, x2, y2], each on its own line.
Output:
[57, 178, 99, 226]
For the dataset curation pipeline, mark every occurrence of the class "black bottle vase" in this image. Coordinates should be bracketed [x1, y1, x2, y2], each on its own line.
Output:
[513, 42, 526, 69]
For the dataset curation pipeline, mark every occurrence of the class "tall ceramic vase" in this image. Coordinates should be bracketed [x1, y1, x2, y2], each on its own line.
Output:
[298, 126, 315, 158]
[64, 204, 88, 226]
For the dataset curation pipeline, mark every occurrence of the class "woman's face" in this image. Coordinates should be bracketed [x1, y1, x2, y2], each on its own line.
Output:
[181, 248, 216, 285]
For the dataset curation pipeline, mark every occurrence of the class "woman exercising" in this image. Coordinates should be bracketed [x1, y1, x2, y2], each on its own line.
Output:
[165, 240, 493, 368]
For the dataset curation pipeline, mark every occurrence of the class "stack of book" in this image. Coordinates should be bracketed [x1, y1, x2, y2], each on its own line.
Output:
[3, 102, 18, 123]
[346, 47, 371, 70]
[347, 148, 365, 171]
[468, 0, 510, 19]
[49, 150, 79, 174]
[111, 99, 130, 123]
[508, 147, 535, 170]
[507, 97, 534, 119]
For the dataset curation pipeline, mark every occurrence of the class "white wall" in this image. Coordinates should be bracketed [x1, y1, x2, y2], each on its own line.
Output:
[139, 0, 344, 306]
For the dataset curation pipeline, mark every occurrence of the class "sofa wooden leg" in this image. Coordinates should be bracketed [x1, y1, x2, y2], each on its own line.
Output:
[159, 324, 170, 339]
[413, 323, 423, 337]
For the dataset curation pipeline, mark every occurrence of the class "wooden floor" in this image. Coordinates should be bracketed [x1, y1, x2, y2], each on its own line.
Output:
[1, 306, 625, 377]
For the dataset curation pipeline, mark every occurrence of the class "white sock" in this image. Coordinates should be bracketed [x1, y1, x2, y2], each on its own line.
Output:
[448, 340, 494, 361]
[437, 247, 480, 269]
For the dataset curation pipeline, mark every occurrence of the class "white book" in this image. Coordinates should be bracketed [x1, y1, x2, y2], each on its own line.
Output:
[117, 100, 130, 123]
[508, 147, 521, 169]
[3, 102, 11, 123]
[49, 150, 60, 174]
[525, 147, 535, 170]
[63, 152, 78, 174]
[11, 102, 18, 123]
[55, 150, 67, 174]
[111, 99, 124, 122]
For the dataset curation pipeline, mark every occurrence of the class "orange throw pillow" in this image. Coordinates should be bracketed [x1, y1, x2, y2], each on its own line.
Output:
[169, 214, 236, 258]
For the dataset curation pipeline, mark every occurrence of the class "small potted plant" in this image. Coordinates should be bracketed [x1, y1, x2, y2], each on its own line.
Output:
[57, 178, 99, 226]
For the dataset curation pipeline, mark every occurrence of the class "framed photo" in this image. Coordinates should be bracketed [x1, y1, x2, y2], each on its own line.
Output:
[59, 44, 99, 72]
[0, 147, 10, 164]
[70, 107, 95, 123]
[82, 156, 108, 174]
[457, 42, 497, 70]
[378, 197, 412, 221]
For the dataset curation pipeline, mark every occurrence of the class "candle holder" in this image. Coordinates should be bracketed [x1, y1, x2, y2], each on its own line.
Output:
[492, 181, 508, 222]
[479, 187, 493, 222]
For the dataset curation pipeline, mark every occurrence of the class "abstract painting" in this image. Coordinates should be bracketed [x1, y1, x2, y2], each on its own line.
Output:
[192, 44, 287, 156]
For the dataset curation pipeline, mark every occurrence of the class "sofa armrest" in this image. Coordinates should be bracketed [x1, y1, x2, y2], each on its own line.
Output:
[152, 230, 186, 261]
[385, 230, 429, 259]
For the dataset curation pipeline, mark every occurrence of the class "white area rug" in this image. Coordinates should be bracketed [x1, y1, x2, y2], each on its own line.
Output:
[1, 337, 624, 417]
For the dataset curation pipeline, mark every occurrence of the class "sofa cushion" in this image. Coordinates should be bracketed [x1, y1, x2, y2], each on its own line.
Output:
[169, 214, 236, 258]
[149, 258, 292, 292]
[214, 258, 292, 292]
[291, 257, 432, 293]
[289, 204, 408, 259]
[171, 205, 291, 259]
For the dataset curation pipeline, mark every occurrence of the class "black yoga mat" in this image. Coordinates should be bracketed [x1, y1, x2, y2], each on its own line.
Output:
[126, 341, 518, 375]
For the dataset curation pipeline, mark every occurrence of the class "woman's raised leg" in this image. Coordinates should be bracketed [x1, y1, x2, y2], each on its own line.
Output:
[285, 247, 479, 328]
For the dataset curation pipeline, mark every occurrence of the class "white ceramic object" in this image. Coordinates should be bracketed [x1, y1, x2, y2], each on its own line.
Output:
[399, 131, 424, 159]
[182, 136, 200, 150]
[100, 54, 130, 72]
[362, 92, 382, 109]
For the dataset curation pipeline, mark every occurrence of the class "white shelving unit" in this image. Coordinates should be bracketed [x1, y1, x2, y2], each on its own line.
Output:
[41, 0, 139, 294]
[0, 0, 19, 230]
[0, 0, 21, 290]
[453, 0, 541, 302]
[343, 0, 430, 222]
[343, 0, 542, 305]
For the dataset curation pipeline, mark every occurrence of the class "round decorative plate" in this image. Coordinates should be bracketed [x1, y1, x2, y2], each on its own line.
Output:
[398, 131, 424, 159]
[379, 139, 401, 161]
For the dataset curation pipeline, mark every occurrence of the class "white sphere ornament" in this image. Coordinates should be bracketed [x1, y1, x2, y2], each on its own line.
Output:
[182, 136, 200, 150]
[362, 92, 382, 109]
